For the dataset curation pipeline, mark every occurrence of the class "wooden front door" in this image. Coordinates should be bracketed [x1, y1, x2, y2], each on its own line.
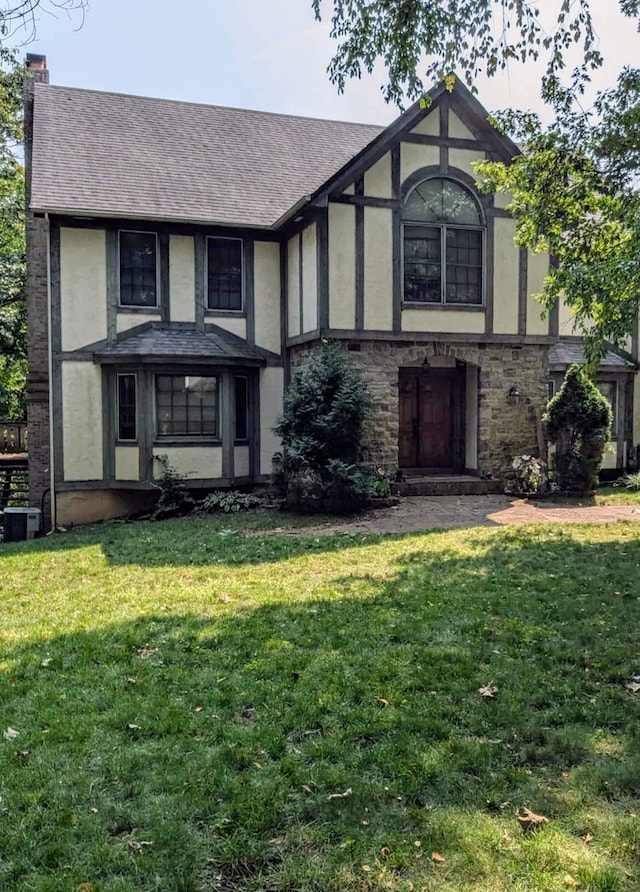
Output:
[398, 369, 456, 469]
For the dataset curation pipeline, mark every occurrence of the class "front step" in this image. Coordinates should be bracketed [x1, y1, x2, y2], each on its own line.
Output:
[392, 474, 503, 497]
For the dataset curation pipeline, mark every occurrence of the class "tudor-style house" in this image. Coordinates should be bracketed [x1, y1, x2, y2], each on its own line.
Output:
[24, 55, 640, 527]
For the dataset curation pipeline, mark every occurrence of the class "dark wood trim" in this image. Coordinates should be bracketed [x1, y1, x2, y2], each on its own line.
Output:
[221, 372, 234, 479]
[631, 314, 639, 362]
[286, 328, 556, 346]
[52, 214, 280, 242]
[485, 213, 495, 335]
[106, 229, 118, 344]
[244, 238, 255, 347]
[159, 232, 170, 322]
[355, 176, 365, 331]
[194, 233, 205, 332]
[402, 302, 484, 312]
[138, 369, 153, 482]
[317, 207, 329, 329]
[298, 232, 304, 334]
[332, 194, 401, 209]
[391, 145, 402, 333]
[492, 207, 513, 218]
[401, 132, 495, 151]
[280, 241, 289, 388]
[518, 247, 528, 337]
[617, 380, 626, 465]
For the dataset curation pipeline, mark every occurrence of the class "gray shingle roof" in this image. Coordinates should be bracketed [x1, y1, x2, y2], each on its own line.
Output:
[30, 84, 383, 228]
[549, 340, 634, 369]
[95, 324, 265, 363]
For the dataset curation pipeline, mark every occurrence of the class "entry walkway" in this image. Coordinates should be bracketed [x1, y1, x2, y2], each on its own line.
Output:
[273, 495, 640, 537]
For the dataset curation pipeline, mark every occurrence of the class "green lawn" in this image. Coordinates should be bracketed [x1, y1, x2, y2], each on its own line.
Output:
[1, 514, 640, 891]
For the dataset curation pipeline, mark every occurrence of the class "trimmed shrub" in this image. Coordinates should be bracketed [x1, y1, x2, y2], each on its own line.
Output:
[273, 341, 375, 511]
[544, 364, 612, 494]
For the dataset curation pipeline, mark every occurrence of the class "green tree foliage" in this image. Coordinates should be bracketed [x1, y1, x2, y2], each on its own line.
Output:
[0, 48, 25, 419]
[544, 364, 611, 494]
[274, 340, 374, 509]
[312, 1, 640, 359]
[312, 0, 627, 106]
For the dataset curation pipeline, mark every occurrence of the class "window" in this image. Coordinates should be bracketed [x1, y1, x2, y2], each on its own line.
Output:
[207, 238, 242, 310]
[119, 231, 158, 307]
[234, 376, 249, 441]
[117, 374, 137, 441]
[597, 381, 618, 435]
[403, 178, 483, 305]
[156, 375, 218, 437]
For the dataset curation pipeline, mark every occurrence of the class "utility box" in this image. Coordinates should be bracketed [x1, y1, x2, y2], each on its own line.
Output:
[3, 507, 42, 542]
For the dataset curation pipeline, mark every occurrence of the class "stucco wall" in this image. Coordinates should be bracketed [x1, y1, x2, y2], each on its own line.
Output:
[287, 235, 300, 337]
[449, 111, 475, 140]
[302, 223, 318, 333]
[57, 489, 155, 527]
[234, 445, 250, 477]
[254, 241, 281, 353]
[115, 446, 140, 481]
[116, 313, 159, 334]
[152, 447, 223, 480]
[411, 113, 439, 137]
[363, 207, 393, 330]
[61, 361, 103, 481]
[328, 203, 356, 329]
[493, 217, 519, 335]
[169, 235, 196, 322]
[213, 316, 247, 339]
[402, 309, 486, 334]
[527, 253, 550, 336]
[401, 142, 439, 183]
[260, 366, 284, 475]
[60, 228, 107, 351]
[364, 153, 392, 198]
[448, 148, 484, 179]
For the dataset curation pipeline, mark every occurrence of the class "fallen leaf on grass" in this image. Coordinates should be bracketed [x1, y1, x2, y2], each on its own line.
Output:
[479, 683, 498, 700]
[361, 865, 372, 872]
[3, 728, 19, 741]
[327, 788, 352, 801]
[375, 697, 389, 708]
[77, 884, 93, 891]
[41, 658, 52, 667]
[517, 807, 549, 832]
[431, 852, 446, 863]
[125, 724, 141, 732]
[137, 646, 158, 659]
[127, 840, 153, 852]
[564, 876, 578, 887]
[579, 833, 593, 844]
[626, 682, 640, 694]
[302, 785, 313, 793]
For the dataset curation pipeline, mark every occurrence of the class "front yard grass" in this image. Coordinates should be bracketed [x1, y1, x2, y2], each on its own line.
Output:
[1, 515, 639, 891]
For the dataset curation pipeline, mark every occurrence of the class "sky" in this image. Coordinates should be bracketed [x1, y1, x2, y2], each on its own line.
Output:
[9, 0, 640, 125]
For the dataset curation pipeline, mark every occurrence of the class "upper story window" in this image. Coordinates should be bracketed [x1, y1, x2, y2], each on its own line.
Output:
[403, 178, 484, 306]
[119, 231, 158, 308]
[207, 237, 243, 311]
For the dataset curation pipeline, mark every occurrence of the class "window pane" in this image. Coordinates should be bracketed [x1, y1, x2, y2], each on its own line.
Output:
[155, 375, 218, 438]
[235, 376, 248, 440]
[404, 178, 481, 225]
[208, 239, 242, 310]
[117, 374, 136, 440]
[404, 227, 442, 302]
[445, 229, 483, 304]
[120, 232, 157, 307]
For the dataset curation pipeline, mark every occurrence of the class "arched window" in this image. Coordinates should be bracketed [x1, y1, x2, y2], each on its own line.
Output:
[403, 177, 484, 305]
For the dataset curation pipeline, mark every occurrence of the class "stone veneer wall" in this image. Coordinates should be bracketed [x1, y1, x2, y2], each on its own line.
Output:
[290, 340, 549, 478]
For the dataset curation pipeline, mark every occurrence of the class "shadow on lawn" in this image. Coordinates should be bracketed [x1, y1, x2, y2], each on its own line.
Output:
[2, 530, 640, 888]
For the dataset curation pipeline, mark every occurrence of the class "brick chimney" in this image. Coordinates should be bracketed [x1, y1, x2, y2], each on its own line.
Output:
[25, 53, 49, 82]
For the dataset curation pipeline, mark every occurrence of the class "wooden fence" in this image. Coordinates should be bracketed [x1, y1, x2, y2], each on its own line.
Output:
[0, 421, 27, 454]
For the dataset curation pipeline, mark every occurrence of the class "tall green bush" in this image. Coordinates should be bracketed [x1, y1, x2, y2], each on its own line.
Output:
[274, 341, 374, 510]
[544, 364, 612, 494]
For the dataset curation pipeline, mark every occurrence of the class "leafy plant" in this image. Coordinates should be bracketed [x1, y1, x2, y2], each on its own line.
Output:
[621, 470, 640, 492]
[274, 341, 373, 511]
[151, 454, 194, 520]
[544, 365, 612, 495]
[511, 455, 547, 494]
[199, 490, 263, 513]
